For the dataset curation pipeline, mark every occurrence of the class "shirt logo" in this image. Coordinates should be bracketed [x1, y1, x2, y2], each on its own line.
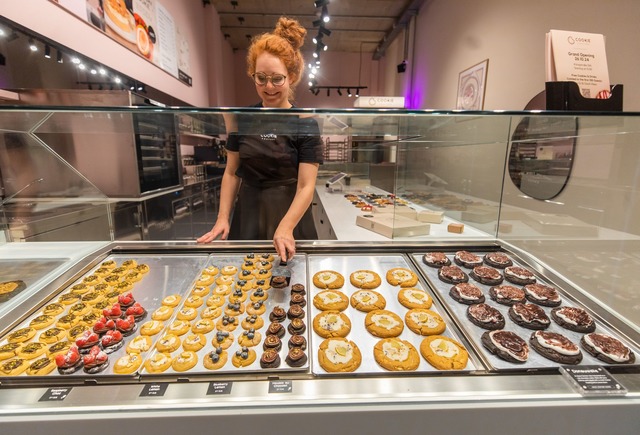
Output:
[260, 133, 277, 141]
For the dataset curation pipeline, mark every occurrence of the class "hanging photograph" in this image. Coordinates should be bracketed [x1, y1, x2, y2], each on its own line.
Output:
[456, 59, 489, 110]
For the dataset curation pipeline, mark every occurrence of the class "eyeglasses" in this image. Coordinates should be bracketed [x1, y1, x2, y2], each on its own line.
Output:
[252, 72, 287, 87]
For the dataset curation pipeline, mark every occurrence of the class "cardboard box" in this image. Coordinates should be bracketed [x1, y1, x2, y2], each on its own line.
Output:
[356, 214, 430, 238]
[461, 205, 497, 224]
[447, 223, 465, 233]
[372, 205, 417, 220]
[522, 213, 599, 237]
[417, 210, 444, 224]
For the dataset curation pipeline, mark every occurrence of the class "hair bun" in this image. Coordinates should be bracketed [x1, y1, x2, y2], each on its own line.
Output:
[274, 17, 306, 50]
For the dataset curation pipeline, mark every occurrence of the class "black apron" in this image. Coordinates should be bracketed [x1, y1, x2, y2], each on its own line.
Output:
[226, 110, 323, 240]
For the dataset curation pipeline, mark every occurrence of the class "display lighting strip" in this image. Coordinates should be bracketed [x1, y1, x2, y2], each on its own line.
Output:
[0, 22, 148, 94]
[309, 85, 367, 97]
[308, 0, 332, 91]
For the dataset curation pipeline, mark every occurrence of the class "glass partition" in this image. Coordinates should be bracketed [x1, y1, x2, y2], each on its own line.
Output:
[1, 106, 639, 328]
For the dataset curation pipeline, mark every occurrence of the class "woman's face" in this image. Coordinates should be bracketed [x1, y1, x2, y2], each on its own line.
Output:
[254, 52, 291, 108]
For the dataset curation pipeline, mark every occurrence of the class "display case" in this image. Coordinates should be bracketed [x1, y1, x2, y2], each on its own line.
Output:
[0, 107, 639, 434]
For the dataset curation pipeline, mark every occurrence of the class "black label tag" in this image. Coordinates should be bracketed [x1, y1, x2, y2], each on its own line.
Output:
[560, 365, 628, 396]
[207, 381, 233, 395]
[268, 380, 293, 394]
[39, 387, 72, 402]
[140, 383, 169, 397]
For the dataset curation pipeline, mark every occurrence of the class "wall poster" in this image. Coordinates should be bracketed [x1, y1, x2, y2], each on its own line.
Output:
[456, 59, 488, 110]
[52, 0, 192, 86]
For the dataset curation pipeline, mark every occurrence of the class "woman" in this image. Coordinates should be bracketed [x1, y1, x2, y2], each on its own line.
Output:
[197, 17, 323, 262]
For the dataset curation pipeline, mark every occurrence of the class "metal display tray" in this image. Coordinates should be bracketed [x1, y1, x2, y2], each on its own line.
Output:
[0, 254, 209, 384]
[308, 254, 482, 375]
[411, 250, 640, 371]
[139, 253, 310, 379]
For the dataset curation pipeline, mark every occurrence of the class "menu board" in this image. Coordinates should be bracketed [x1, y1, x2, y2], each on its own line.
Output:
[52, 0, 192, 86]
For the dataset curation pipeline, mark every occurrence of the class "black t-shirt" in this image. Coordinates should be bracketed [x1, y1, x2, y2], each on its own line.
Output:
[225, 108, 323, 187]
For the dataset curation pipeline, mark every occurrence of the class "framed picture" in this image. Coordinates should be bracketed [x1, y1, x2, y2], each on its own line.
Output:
[456, 59, 489, 110]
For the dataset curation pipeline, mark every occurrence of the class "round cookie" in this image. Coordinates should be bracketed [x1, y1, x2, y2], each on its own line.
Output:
[231, 347, 256, 367]
[453, 251, 483, 268]
[420, 335, 469, 370]
[529, 331, 582, 365]
[467, 303, 505, 330]
[140, 320, 164, 336]
[238, 329, 262, 347]
[151, 306, 173, 321]
[16, 342, 47, 360]
[438, 265, 468, 284]
[191, 318, 216, 335]
[190, 286, 210, 298]
[203, 347, 228, 370]
[155, 334, 181, 353]
[481, 330, 529, 363]
[144, 352, 172, 373]
[167, 320, 191, 336]
[201, 306, 222, 320]
[182, 333, 207, 352]
[422, 252, 451, 268]
[184, 295, 204, 308]
[7, 327, 36, 343]
[349, 270, 382, 289]
[0, 343, 21, 361]
[364, 310, 404, 338]
[195, 273, 214, 287]
[523, 283, 562, 307]
[470, 266, 504, 286]
[172, 351, 198, 372]
[313, 311, 352, 338]
[26, 356, 57, 376]
[504, 266, 536, 285]
[260, 349, 281, 368]
[386, 268, 419, 287]
[176, 307, 198, 321]
[550, 306, 596, 333]
[126, 335, 152, 353]
[220, 265, 238, 276]
[398, 288, 433, 309]
[508, 303, 551, 330]
[489, 285, 526, 306]
[373, 337, 420, 371]
[39, 327, 66, 344]
[313, 290, 349, 311]
[162, 294, 181, 307]
[212, 331, 234, 349]
[581, 333, 635, 364]
[449, 283, 484, 305]
[29, 314, 55, 330]
[203, 265, 219, 276]
[113, 353, 143, 374]
[313, 270, 345, 289]
[405, 309, 446, 336]
[318, 337, 362, 372]
[0, 358, 29, 376]
[350, 289, 386, 312]
[483, 252, 513, 269]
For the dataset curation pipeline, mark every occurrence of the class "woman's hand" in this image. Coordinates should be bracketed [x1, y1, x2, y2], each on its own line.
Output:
[197, 220, 230, 243]
[273, 227, 295, 262]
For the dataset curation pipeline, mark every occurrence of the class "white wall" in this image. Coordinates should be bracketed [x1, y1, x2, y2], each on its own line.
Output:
[409, 0, 640, 111]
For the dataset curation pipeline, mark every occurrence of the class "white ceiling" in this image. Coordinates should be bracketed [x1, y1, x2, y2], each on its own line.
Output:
[209, 0, 424, 58]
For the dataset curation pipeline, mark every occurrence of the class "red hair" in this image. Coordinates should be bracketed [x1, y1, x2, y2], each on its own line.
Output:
[246, 17, 306, 96]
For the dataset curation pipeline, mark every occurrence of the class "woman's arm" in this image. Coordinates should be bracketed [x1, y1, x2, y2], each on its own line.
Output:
[196, 150, 241, 243]
[273, 162, 319, 260]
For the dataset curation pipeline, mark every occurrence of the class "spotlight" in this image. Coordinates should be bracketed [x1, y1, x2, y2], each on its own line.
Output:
[317, 41, 326, 51]
[321, 6, 330, 23]
[78, 63, 86, 70]
[314, 0, 329, 7]
[337, 88, 342, 96]
[90, 68, 97, 75]
[28, 38, 38, 51]
[318, 26, 331, 37]
[347, 88, 352, 97]
[313, 34, 322, 44]
[114, 77, 122, 84]
[56, 50, 63, 63]
[71, 57, 81, 64]
[355, 89, 360, 97]
[312, 19, 322, 27]
[44, 44, 51, 58]
[397, 60, 407, 73]
[99, 67, 107, 75]
[314, 88, 320, 96]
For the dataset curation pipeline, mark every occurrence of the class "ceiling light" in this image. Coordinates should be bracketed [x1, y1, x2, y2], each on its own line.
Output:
[355, 89, 360, 97]
[99, 67, 107, 75]
[78, 63, 86, 70]
[319, 26, 331, 37]
[28, 38, 38, 51]
[312, 19, 322, 27]
[56, 50, 63, 63]
[347, 88, 352, 97]
[314, 88, 320, 95]
[321, 6, 330, 23]
[90, 68, 97, 75]
[314, 0, 329, 7]
[71, 57, 81, 64]
[337, 88, 342, 96]
[44, 44, 51, 58]
[115, 77, 122, 83]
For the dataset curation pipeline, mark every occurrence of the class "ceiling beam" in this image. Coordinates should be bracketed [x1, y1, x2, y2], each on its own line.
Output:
[372, 0, 427, 60]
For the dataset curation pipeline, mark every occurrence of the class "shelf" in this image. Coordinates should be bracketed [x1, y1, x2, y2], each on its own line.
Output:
[180, 132, 215, 140]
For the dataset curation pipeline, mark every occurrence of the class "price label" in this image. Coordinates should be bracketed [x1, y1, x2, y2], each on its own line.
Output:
[268, 380, 293, 394]
[560, 366, 628, 396]
[140, 383, 169, 397]
[39, 387, 72, 402]
[207, 381, 233, 395]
